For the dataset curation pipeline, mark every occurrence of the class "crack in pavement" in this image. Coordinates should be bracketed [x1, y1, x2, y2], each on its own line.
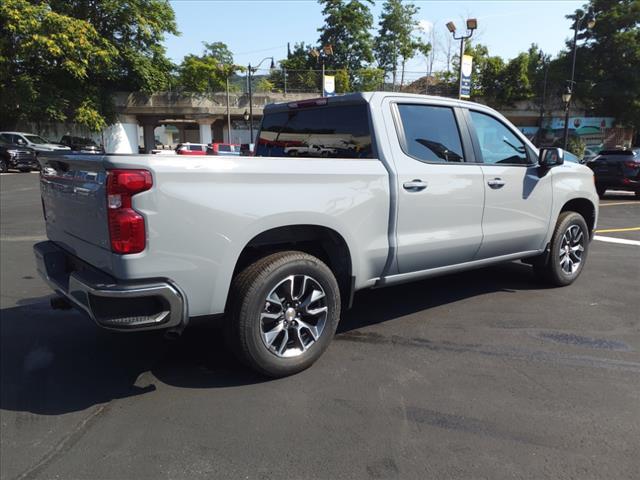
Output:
[12, 403, 110, 480]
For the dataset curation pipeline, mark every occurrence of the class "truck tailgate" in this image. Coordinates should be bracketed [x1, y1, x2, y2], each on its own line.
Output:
[40, 155, 114, 273]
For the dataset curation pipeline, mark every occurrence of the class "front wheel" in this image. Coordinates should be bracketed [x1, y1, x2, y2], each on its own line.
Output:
[227, 251, 341, 377]
[534, 211, 589, 286]
[0, 159, 7, 173]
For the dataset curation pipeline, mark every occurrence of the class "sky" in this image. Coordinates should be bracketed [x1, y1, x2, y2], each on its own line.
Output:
[164, 0, 585, 78]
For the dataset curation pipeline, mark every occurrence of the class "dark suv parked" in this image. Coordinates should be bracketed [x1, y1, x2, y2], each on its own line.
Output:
[587, 149, 640, 198]
[0, 138, 38, 172]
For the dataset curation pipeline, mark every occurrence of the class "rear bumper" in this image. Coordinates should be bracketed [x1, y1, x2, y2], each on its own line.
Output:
[34, 241, 187, 331]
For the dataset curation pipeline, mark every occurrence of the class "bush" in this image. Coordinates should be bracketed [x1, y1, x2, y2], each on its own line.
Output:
[566, 137, 586, 158]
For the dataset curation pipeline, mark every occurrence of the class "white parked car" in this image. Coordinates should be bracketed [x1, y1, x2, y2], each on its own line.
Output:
[0, 132, 71, 153]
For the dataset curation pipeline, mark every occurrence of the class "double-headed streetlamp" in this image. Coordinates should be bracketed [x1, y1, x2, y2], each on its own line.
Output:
[562, 7, 596, 150]
[446, 18, 478, 99]
[247, 56, 275, 143]
[310, 45, 333, 96]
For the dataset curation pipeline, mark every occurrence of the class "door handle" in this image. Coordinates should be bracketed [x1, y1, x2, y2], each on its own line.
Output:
[403, 179, 428, 192]
[487, 178, 505, 189]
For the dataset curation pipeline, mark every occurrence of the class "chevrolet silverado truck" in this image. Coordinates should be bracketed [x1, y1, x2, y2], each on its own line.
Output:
[34, 93, 598, 377]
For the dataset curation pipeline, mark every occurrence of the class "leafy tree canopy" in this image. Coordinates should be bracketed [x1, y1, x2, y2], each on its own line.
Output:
[178, 42, 243, 93]
[570, 0, 640, 127]
[0, 0, 178, 131]
[317, 0, 375, 78]
[375, 0, 430, 87]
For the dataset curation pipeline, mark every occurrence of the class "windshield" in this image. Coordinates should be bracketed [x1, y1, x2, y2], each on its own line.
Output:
[24, 135, 50, 144]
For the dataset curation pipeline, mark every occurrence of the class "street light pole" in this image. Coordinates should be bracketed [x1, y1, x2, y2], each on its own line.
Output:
[446, 19, 477, 100]
[247, 62, 253, 143]
[536, 55, 549, 147]
[310, 45, 333, 96]
[563, 7, 595, 150]
[226, 75, 231, 143]
[247, 57, 275, 145]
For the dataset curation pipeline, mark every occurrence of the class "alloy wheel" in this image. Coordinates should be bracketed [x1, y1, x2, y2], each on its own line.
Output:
[559, 224, 585, 275]
[260, 274, 328, 358]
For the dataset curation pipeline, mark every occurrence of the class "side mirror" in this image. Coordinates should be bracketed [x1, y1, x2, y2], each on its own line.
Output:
[539, 147, 564, 167]
[17, 139, 26, 145]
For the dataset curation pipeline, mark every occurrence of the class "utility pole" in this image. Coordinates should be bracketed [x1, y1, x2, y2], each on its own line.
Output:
[247, 57, 275, 144]
[226, 75, 231, 143]
[248, 63, 253, 143]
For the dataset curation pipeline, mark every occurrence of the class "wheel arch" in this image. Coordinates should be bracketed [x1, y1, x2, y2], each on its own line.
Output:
[230, 224, 354, 310]
[560, 197, 596, 237]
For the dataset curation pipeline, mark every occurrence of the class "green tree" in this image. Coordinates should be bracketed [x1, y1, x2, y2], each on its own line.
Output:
[375, 0, 430, 89]
[0, 0, 178, 131]
[317, 0, 375, 81]
[567, 0, 640, 128]
[178, 42, 242, 93]
[357, 67, 385, 91]
[331, 68, 350, 93]
[270, 42, 318, 93]
[499, 52, 534, 104]
[255, 78, 275, 93]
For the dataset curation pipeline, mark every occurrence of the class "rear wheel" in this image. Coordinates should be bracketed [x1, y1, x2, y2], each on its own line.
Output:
[226, 251, 341, 377]
[533, 211, 589, 286]
[0, 159, 7, 173]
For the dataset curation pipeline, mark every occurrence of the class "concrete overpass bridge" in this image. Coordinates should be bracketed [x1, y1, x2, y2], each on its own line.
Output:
[105, 91, 319, 153]
[102, 91, 598, 154]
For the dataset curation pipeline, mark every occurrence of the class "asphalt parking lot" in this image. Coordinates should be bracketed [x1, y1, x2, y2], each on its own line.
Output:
[1, 172, 639, 480]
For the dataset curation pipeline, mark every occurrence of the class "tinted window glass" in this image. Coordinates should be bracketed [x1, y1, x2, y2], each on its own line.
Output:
[470, 111, 530, 165]
[256, 104, 373, 158]
[218, 145, 231, 152]
[0, 134, 11, 143]
[189, 145, 203, 151]
[396, 105, 464, 163]
[24, 134, 48, 144]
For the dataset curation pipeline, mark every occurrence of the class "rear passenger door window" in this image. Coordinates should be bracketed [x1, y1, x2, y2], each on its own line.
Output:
[396, 104, 465, 163]
[469, 111, 530, 165]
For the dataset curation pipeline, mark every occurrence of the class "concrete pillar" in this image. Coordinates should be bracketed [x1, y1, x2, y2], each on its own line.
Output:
[198, 119, 213, 145]
[103, 115, 138, 154]
[212, 120, 224, 143]
[141, 122, 157, 153]
[176, 124, 186, 143]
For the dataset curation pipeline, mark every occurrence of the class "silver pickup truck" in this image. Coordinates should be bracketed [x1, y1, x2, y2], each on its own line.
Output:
[34, 93, 598, 377]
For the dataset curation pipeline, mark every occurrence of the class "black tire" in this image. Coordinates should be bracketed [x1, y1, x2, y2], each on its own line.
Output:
[0, 160, 7, 173]
[596, 185, 606, 198]
[19, 168, 30, 173]
[533, 211, 589, 286]
[226, 251, 341, 377]
[635, 190, 640, 199]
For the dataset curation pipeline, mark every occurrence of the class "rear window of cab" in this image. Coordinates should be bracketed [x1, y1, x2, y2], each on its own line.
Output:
[256, 104, 374, 158]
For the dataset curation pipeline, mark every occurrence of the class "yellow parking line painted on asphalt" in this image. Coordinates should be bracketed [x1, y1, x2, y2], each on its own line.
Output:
[594, 227, 640, 233]
[599, 201, 639, 206]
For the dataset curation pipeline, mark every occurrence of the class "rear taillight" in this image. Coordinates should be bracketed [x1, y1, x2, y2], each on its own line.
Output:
[106, 169, 152, 254]
[624, 160, 640, 168]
